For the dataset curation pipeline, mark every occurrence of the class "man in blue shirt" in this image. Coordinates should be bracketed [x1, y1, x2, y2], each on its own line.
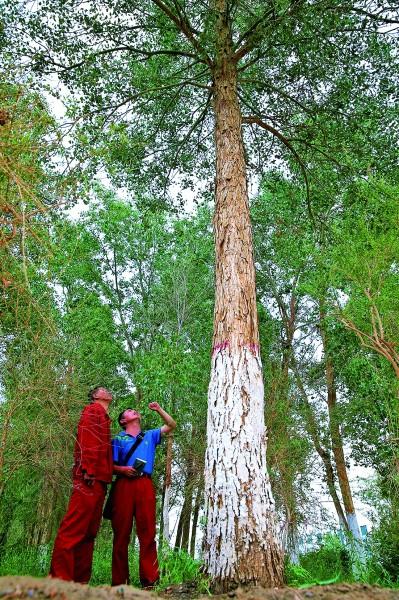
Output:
[110, 402, 176, 588]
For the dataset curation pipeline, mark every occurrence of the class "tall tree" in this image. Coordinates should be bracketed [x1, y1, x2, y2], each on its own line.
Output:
[7, 0, 398, 588]
[252, 182, 349, 532]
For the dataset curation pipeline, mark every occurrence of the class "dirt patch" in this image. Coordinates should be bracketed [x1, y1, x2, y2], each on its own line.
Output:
[227, 584, 399, 600]
[0, 577, 398, 600]
[0, 576, 150, 600]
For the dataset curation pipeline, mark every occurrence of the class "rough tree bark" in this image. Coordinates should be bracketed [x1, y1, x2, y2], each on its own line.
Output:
[203, 1, 283, 590]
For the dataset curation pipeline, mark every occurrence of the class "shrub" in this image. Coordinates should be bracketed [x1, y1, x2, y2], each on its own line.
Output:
[299, 533, 352, 583]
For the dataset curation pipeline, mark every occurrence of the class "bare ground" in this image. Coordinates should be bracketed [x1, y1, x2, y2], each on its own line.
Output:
[0, 577, 398, 600]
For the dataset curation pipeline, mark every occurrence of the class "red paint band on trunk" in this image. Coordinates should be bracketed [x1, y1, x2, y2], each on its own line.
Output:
[212, 340, 230, 355]
[212, 341, 260, 356]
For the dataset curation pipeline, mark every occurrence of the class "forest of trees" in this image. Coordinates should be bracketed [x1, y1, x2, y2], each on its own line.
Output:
[0, 0, 399, 592]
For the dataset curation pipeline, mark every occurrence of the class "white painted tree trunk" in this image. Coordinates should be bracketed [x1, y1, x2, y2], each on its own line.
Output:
[346, 511, 362, 541]
[204, 346, 282, 588]
[346, 510, 366, 570]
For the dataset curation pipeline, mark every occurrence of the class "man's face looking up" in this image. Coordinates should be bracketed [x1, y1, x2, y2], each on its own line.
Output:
[122, 408, 141, 425]
[93, 388, 113, 402]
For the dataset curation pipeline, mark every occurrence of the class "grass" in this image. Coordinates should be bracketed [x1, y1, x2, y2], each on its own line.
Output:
[0, 532, 397, 592]
[0, 536, 209, 592]
[285, 533, 399, 588]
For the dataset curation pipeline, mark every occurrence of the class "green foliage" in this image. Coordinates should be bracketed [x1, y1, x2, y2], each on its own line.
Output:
[285, 563, 314, 586]
[356, 479, 399, 584]
[285, 530, 399, 588]
[298, 534, 352, 584]
[0, 546, 50, 578]
[366, 520, 399, 585]
[156, 545, 210, 593]
[4, 0, 398, 205]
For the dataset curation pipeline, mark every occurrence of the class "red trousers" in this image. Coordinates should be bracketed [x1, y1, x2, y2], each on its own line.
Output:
[49, 479, 106, 583]
[111, 476, 159, 587]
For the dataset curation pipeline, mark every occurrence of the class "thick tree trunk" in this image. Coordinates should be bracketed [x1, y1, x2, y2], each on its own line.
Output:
[204, 3, 283, 589]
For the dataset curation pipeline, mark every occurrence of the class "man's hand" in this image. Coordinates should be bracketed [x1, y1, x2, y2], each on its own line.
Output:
[82, 472, 95, 486]
[149, 403, 176, 435]
[122, 466, 138, 478]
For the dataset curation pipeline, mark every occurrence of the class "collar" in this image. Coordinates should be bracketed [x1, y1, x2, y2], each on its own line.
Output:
[118, 430, 142, 438]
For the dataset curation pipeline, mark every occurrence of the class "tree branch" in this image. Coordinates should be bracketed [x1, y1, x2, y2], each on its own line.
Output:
[163, 91, 213, 195]
[234, 7, 275, 50]
[43, 45, 202, 73]
[150, 0, 214, 68]
[233, 0, 304, 63]
[341, 5, 399, 25]
[242, 115, 315, 225]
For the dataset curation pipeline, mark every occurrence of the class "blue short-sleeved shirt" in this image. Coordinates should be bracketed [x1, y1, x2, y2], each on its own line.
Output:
[112, 429, 162, 475]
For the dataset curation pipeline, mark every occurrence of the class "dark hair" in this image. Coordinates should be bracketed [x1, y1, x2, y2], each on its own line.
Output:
[118, 408, 132, 429]
[118, 408, 142, 429]
[88, 386, 108, 403]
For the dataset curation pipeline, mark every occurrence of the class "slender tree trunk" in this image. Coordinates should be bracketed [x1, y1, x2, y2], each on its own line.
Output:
[112, 248, 135, 358]
[174, 507, 184, 550]
[28, 480, 56, 546]
[272, 285, 348, 531]
[0, 397, 20, 501]
[162, 434, 173, 545]
[266, 353, 299, 558]
[190, 485, 202, 557]
[181, 453, 194, 552]
[326, 356, 361, 540]
[204, 2, 283, 589]
[286, 508, 300, 565]
[319, 311, 362, 542]
[159, 485, 165, 546]
[180, 497, 192, 552]
[293, 364, 348, 530]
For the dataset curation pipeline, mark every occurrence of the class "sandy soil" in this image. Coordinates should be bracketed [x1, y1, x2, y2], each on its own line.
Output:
[0, 577, 398, 600]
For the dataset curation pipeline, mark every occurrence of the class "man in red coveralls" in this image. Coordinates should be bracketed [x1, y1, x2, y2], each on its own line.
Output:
[111, 402, 176, 588]
[49, 386, 113, 583]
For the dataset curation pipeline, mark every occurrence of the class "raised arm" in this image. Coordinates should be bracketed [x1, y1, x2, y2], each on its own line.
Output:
[148, 402, 176, 435]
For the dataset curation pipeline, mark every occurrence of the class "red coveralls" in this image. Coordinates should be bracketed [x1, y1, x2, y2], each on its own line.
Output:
[49, 402, 113, 583]
[111, 476, 159, 587]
